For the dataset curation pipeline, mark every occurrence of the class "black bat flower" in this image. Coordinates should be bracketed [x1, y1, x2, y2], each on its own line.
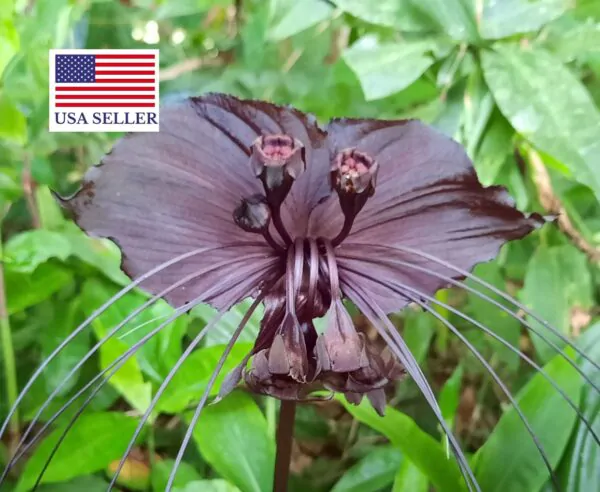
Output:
[2, 94, 599, 492]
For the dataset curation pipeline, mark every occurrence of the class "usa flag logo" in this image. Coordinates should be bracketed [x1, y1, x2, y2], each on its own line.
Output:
[49, 49, 159, 132]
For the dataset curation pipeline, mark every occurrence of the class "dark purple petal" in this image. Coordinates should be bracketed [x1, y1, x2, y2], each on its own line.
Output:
[311, 118, 543, 312]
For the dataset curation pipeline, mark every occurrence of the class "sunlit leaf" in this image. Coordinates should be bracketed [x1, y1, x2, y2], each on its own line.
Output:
[0, 93, 25, 143]
[392, 460, 428, 492]
[268, 0, 333, 41]
[334, 0, 427, 31]
[190, 391, 274, 492]
[151, 459, 203, 492]
[332, 446, 402, 492]
[557, 322, 600, 491]
[482, 45, 600, 201]
[343, 36, 436, 101]
[520, 244, 593, 362]
[16, 413, 140, 492]
[4, 230, 71, 273]
[480, 0, 570, 39]
[473, 348, 584, 492]
[339, 397, 464, 492]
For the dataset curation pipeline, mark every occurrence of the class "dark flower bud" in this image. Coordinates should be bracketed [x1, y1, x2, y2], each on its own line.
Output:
[330, 149, 378, 197]
[250, 134, 306, 206]
[268, 314, 309, 382]
[233, 194, 271, 233]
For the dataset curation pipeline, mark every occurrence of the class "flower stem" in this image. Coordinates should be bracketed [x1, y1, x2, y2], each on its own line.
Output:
[273, 400, 296, 492]
[0, 230, 19, 457]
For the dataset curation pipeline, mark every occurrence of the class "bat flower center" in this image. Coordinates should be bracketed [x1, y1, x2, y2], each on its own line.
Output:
[226, 136, 402, 412]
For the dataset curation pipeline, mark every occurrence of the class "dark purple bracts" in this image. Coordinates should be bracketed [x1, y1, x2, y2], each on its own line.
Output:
[63, 94, 544, 414]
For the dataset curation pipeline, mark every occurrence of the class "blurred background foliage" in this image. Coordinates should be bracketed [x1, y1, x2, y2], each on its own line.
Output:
[0, 0, 599, 491]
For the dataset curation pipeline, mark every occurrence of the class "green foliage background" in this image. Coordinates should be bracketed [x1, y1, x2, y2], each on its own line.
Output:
[0, 0, 599, 491]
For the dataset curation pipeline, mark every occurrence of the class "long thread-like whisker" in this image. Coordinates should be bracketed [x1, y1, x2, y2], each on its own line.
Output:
[9, 262, 278, 488]
[342, 282, 479, 492]
[0, 243, 264, 443]
[345, 243, 600, 373]
[3, 252, 269, 481]
[338, 251, 600, 396]
[382, 280, 561, 490]
[164, 289, 274, 491]
[28, 300, 207, 491]
[338, 252, 600, 446]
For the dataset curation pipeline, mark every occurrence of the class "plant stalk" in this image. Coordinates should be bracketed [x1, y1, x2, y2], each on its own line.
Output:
[273, 400, 296, 492]
[0, 229, 19, 457]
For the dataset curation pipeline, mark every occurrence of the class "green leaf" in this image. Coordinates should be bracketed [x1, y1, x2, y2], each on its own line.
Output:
[151, 459, 202, 492]
[403, 312, 435, 365]
[0, 93, 26, 144]
[343, 36, 436, 101]
[541, 19, 600, 62]
[392, 460, 428, 492]
[192, 298, 263, 347]
[482, 45, 600, 201]
[334, 0, 428, 31]
[480, 0, 570, 39]
[0, 17, 18, 78]
[6, 263, 72, 314]
[474, 113, 514, 186]
[268, 0, 333, 41]
[16, 413, 140, 492]
[175, 480, 240, 492]
[190, 391, 275, 492]
[331, 446, 402, 492]
[40, 300, 89, 396]
[557, 322, 600, 491]
[520, 245, 593, 361]
[80, 279, 152, 413]
[414, 0, 478, 42]
[36, 476, 109, 492]
[466, 262, 522, 370]
[4, 230, 71, 273]
[439, 365, 463, 428]
[157, 342, 253, 413]
[338, 397, 464, 492]
[473, 348, 585, 492]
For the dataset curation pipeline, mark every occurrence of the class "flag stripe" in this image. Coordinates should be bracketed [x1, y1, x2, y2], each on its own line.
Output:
[56, 86, 155, 91]
[96, 62, 155, 67]
[95, 54, 155, 59]
[56, 94, 155, 99]
[95, 70, 155, 75]
[56, 102, 156, 107]
[93, 79, 155, 83]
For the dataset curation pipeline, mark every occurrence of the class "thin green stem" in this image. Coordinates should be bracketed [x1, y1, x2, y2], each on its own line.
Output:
[273, 400, 296, 492]
[0, 228, 19, 457]
[266, 397, 277, 439]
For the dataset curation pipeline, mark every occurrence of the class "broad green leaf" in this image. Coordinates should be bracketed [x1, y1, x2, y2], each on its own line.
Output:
[482, 45, 600, 201]
[175, 480, 239, 492]
[542, 19, 600, 62]
[473, 349, 584, 492]
[193, 298, 263, 347]
[0, 17, 18, 78]
[157, 342, 253, 413]
[414, 0, 478, 42]
[331, 446, 402, 492]
[480, 0, 570, 39]
[80, 279, 152, 413]
[392, 460, 428, 492]
[339, 397, 464, 492]
[334, 0, 428, 31]
[268, 0, 333, 41]
[474, 113, 514, 186]
[0, 93, 25, 143]
[40, 300, 89, 396]
[36, 476, 109, 492]
[520, 245, 593, 361]
[4, 230, 71, 273]
[190, 391, 275, 492]
[6, 263, 72, 314]
[403, 312, 435, 365]
[466, 262, 521, 369]
[439, 365, 463, 428]
[557, 322, 600, 491]
[343, 36, 436, 101]
[151, 459, 203, 492]
[16, 413, 140, 492]
[36, 185, 65, 230]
